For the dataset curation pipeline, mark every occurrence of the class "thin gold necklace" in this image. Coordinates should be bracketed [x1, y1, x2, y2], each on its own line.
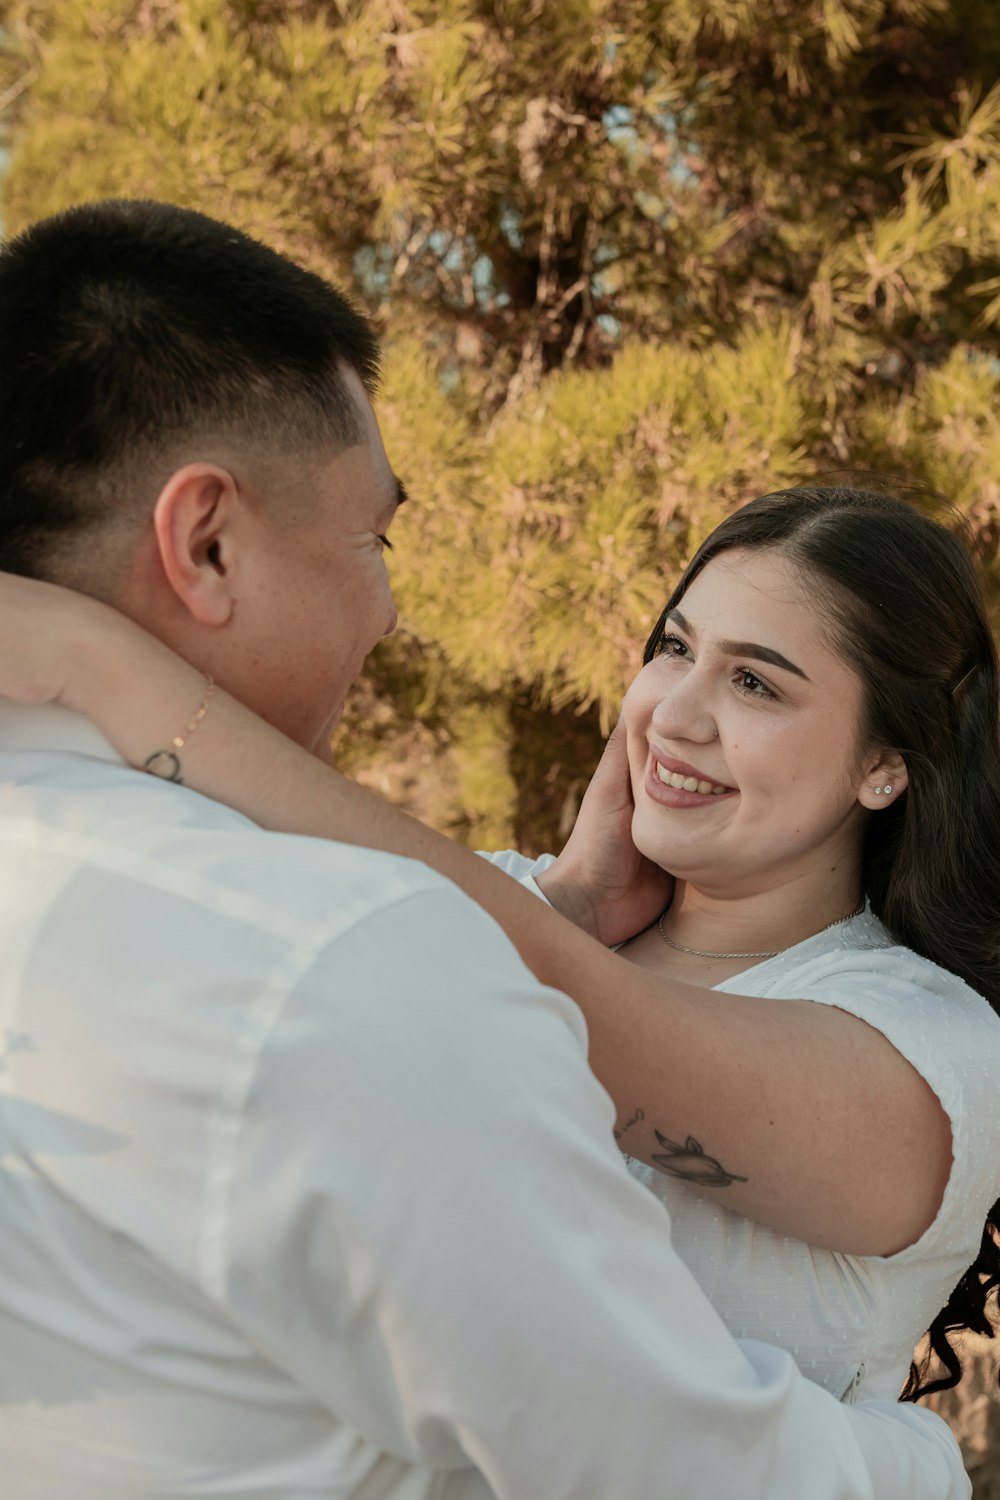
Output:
[657, 899, 866, 961]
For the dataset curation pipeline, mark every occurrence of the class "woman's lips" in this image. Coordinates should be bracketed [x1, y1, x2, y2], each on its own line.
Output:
[644, 750, 737, 809]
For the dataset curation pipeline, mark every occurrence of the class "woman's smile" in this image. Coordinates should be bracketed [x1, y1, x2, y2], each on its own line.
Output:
[645, 748, 737, 808]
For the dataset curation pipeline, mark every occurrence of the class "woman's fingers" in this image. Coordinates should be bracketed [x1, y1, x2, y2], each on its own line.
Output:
[576, 715, 634, 820]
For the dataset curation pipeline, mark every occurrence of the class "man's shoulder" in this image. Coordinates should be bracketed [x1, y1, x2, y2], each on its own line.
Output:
[1, 748, 459, 949]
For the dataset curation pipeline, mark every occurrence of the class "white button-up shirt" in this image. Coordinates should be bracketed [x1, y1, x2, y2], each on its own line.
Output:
[0, 705, 969, 1499]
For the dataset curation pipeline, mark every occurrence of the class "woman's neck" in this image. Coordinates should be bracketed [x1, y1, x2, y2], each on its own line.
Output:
[661, 868, 864, 961]
[615, 866, 865, 992]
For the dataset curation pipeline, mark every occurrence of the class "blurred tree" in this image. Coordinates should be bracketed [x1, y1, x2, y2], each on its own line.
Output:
[2, 0, 1000, 850]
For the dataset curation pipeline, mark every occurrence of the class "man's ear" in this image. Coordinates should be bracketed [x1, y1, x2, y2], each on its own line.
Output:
[857, 749, 909, 811]
[151, 463, 244, 627]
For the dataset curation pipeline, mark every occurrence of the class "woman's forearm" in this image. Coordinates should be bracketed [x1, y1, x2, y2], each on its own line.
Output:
[78, 611, 560, 906]
[73, 608, 609, 952]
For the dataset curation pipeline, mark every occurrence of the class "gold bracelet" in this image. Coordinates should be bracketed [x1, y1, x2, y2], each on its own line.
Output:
[143, 675, 216, 784]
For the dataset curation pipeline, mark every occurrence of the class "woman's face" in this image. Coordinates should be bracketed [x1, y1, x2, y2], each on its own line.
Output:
[623, 547, 877, 896]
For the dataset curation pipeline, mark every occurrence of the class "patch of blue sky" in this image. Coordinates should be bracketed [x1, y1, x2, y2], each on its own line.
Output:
[604, 101, 699, 190]
[604, 103, 635, 146]
[356, 228, 508, 313]
[499, 206, 523, 249]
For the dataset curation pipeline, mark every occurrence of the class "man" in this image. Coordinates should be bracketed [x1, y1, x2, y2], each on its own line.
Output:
[0, 200, 968, 1496]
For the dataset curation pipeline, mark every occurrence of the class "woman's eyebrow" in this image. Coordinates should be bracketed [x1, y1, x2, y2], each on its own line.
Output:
[717, 640, 810, 681]
[666, 609, 810, 681]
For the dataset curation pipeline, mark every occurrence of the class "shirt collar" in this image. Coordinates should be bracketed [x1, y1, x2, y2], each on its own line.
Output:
[0, 701, 126, 766]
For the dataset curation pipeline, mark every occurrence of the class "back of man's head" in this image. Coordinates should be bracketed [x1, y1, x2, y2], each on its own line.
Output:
[0, 199, 380, 588]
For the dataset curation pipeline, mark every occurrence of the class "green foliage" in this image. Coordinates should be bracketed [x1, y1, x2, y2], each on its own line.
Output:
[4, 0, 1000, 848]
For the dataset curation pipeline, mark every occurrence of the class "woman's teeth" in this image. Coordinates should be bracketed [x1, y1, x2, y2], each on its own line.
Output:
[655, 764, 729, 795]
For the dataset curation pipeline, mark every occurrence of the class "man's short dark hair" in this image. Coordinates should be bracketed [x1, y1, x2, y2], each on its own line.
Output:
[0, 198, 380, 580]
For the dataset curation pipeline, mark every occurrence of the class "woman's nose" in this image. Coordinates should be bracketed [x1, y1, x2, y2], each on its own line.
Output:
[649, 669, 719, 743]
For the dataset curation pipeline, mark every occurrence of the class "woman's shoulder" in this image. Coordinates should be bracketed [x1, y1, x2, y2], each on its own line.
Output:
[725, 911, 992, 1018]
[719, 910, 1000, 1144]
[729, 911, 1000, 1226]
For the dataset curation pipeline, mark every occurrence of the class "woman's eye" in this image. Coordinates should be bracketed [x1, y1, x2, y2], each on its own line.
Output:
[733, 667, 775, 700]
[378, 534, 394, 552]
[655, 632, 690, 660]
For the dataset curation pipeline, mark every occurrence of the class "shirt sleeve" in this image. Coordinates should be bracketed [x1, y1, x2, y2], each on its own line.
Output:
[476, 846, 556, 903]
[219, 884, 970, 1500]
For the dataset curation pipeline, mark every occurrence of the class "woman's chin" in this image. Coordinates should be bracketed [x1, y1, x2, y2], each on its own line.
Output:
[632, 836, 705, 885]
[632, 815, 715, 879]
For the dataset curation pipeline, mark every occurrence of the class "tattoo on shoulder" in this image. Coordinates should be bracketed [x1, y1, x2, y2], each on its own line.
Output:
[651, 1129, 748, 1188]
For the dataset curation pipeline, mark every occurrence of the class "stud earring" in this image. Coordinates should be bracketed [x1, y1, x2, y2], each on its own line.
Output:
[873, 784, 893, 797]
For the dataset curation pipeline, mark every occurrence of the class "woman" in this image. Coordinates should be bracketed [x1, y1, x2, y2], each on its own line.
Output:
[2, 483, 999, 1405]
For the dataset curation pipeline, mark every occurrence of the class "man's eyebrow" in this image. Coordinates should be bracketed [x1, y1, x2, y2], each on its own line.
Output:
[666, 609, 810, 681]
[378, 476, 408, 528]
